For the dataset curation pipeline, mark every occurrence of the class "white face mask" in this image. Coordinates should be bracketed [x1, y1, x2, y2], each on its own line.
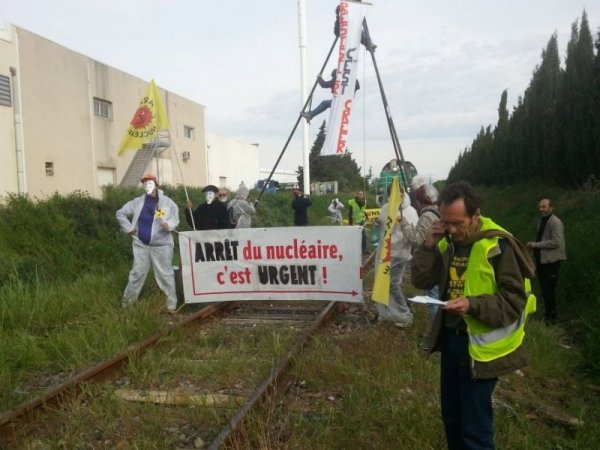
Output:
[144, 180, 156, 195]
[205, 191, 215, 204]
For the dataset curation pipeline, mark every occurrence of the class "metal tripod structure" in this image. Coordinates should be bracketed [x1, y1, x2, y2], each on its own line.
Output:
[256, 17, 409, 203]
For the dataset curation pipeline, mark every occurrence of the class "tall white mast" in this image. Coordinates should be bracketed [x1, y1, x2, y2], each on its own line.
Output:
[298, 0, 310, 195]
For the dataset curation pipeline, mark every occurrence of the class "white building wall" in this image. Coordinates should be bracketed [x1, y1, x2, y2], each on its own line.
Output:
[206, 132, 260, 192]
[0, 25, 254, 199]
[0, 28, 19, 195]
[0, 25, 209, 198]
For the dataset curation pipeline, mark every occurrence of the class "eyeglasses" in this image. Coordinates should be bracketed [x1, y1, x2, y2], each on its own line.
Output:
[219, 194, 227, 198]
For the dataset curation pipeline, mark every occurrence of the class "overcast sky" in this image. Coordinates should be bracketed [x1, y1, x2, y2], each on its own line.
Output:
[2, 1, 599, 182]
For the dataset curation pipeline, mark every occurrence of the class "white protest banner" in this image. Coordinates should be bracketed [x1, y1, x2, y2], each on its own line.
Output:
[179, 226, 363, 303]
[321, 0, 368, 156]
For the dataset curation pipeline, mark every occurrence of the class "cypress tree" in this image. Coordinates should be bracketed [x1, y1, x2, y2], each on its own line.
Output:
[528, 34, 562, 180]
[446, 12, 597, 188]
[592, 30, 600, 180]
[559, 12, 595, 186]
[493, 90, 510, 184]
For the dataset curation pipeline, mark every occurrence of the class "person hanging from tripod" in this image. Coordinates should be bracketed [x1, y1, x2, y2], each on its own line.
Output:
[334, 2, 376, 52]
[301, 69, 360, 124]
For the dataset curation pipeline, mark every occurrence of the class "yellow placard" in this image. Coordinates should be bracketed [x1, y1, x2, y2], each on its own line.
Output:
[364, 208, 381, 224]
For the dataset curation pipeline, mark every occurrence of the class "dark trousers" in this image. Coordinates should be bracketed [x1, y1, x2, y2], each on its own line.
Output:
[441, 330, 498, 450]
[308, 100, 332, 120]
[538, 262, 561, 323]
[360, 224, 367, 254]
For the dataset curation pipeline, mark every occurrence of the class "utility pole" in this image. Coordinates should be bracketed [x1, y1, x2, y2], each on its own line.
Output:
[298, 0, 310, 195]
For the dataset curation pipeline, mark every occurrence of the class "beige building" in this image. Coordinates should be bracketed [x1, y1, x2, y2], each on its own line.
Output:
[0, 24, 260, 199]
[206, 132, 260, 192]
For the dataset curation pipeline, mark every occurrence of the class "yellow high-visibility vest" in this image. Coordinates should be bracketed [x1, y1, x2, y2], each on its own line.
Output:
[439, 217, 536, 362]
[348, 199, 366, 225]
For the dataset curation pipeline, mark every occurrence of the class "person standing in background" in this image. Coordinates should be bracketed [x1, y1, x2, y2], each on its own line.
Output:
[328, 198, 345, 224]
[217, 188, 234, 229]
[228, 182, 255, 228]
[375, 184, 418, 327]
[185, 185, 229, 230]
[401, 180, 441, 322]
[348, 191, 367, 254]
[291, 188, 312, 226]
[526, 198, 566, 325]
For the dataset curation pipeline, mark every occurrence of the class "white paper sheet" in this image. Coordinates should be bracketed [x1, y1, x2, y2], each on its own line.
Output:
[408, 295, 447, 306]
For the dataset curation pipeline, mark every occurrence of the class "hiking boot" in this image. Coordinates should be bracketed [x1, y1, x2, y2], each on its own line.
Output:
[366, 42, 377, 53]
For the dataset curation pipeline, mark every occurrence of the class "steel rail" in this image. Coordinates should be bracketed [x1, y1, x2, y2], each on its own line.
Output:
[207, 300, 340, 449]
[0, 302, 231, 444]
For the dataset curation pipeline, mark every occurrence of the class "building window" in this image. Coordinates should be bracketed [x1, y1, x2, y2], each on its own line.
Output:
[0, 75, 11, 107]
[184, 125, 194, 139]
[45, 162, 54, 176]
[93, 97, 112, 119]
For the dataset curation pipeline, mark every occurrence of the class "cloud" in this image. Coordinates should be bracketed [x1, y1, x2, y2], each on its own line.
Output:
[2, 0, 599, 183]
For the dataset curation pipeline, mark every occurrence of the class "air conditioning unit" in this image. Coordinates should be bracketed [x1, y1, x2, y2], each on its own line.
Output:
[182, 151, 191, 160]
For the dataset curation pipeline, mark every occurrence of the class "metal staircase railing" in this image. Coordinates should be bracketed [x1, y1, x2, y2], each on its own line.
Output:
[119, 134, 171, 187]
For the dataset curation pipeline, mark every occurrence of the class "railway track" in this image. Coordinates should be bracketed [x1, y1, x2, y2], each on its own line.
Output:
[0, 299, 343, 449]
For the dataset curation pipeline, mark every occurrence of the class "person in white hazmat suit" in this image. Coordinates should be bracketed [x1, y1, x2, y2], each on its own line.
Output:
[375, 183, 419, 327]
[116, 174, 180, 312]
[327, 198, 345, 224]
[228, 182, 256, 228]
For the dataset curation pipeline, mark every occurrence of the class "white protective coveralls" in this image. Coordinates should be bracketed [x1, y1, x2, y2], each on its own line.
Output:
[228, 183, 255, 228]
[376, 193, 419, 326]
[327, 198, 345, 224]
[116, 189, 180, 311]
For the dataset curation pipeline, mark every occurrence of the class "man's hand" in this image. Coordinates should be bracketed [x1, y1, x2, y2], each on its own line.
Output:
[128, 229, 136, 237]
[443, 297, 470, 316]
[424, 220, 447, 249]
[160, 221, 170, 231]
[185, 200, 193, 208]
[526, 241, 536, 249]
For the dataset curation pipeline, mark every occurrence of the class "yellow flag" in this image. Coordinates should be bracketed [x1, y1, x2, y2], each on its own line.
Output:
[118, 79, 169, 155]
[371, 178, 403, 305]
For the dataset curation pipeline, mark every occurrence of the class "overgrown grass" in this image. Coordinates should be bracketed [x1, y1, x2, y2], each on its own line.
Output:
[478, 182, 600, 375]
[0, 192, 130, 285]
[11, 322, 305, 448]
[0, 273, 167, 410]
[240, 306, 600, 449]
[0, 181, 599, 448]
[126, 323, 296, 392]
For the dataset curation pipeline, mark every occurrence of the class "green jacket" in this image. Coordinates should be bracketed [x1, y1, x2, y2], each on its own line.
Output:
[411, 216, 536, 379]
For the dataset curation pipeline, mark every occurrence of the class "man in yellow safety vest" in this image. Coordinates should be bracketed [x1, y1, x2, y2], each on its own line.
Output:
[412, 181, 536, 450]
[348, 190, 367, 254]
